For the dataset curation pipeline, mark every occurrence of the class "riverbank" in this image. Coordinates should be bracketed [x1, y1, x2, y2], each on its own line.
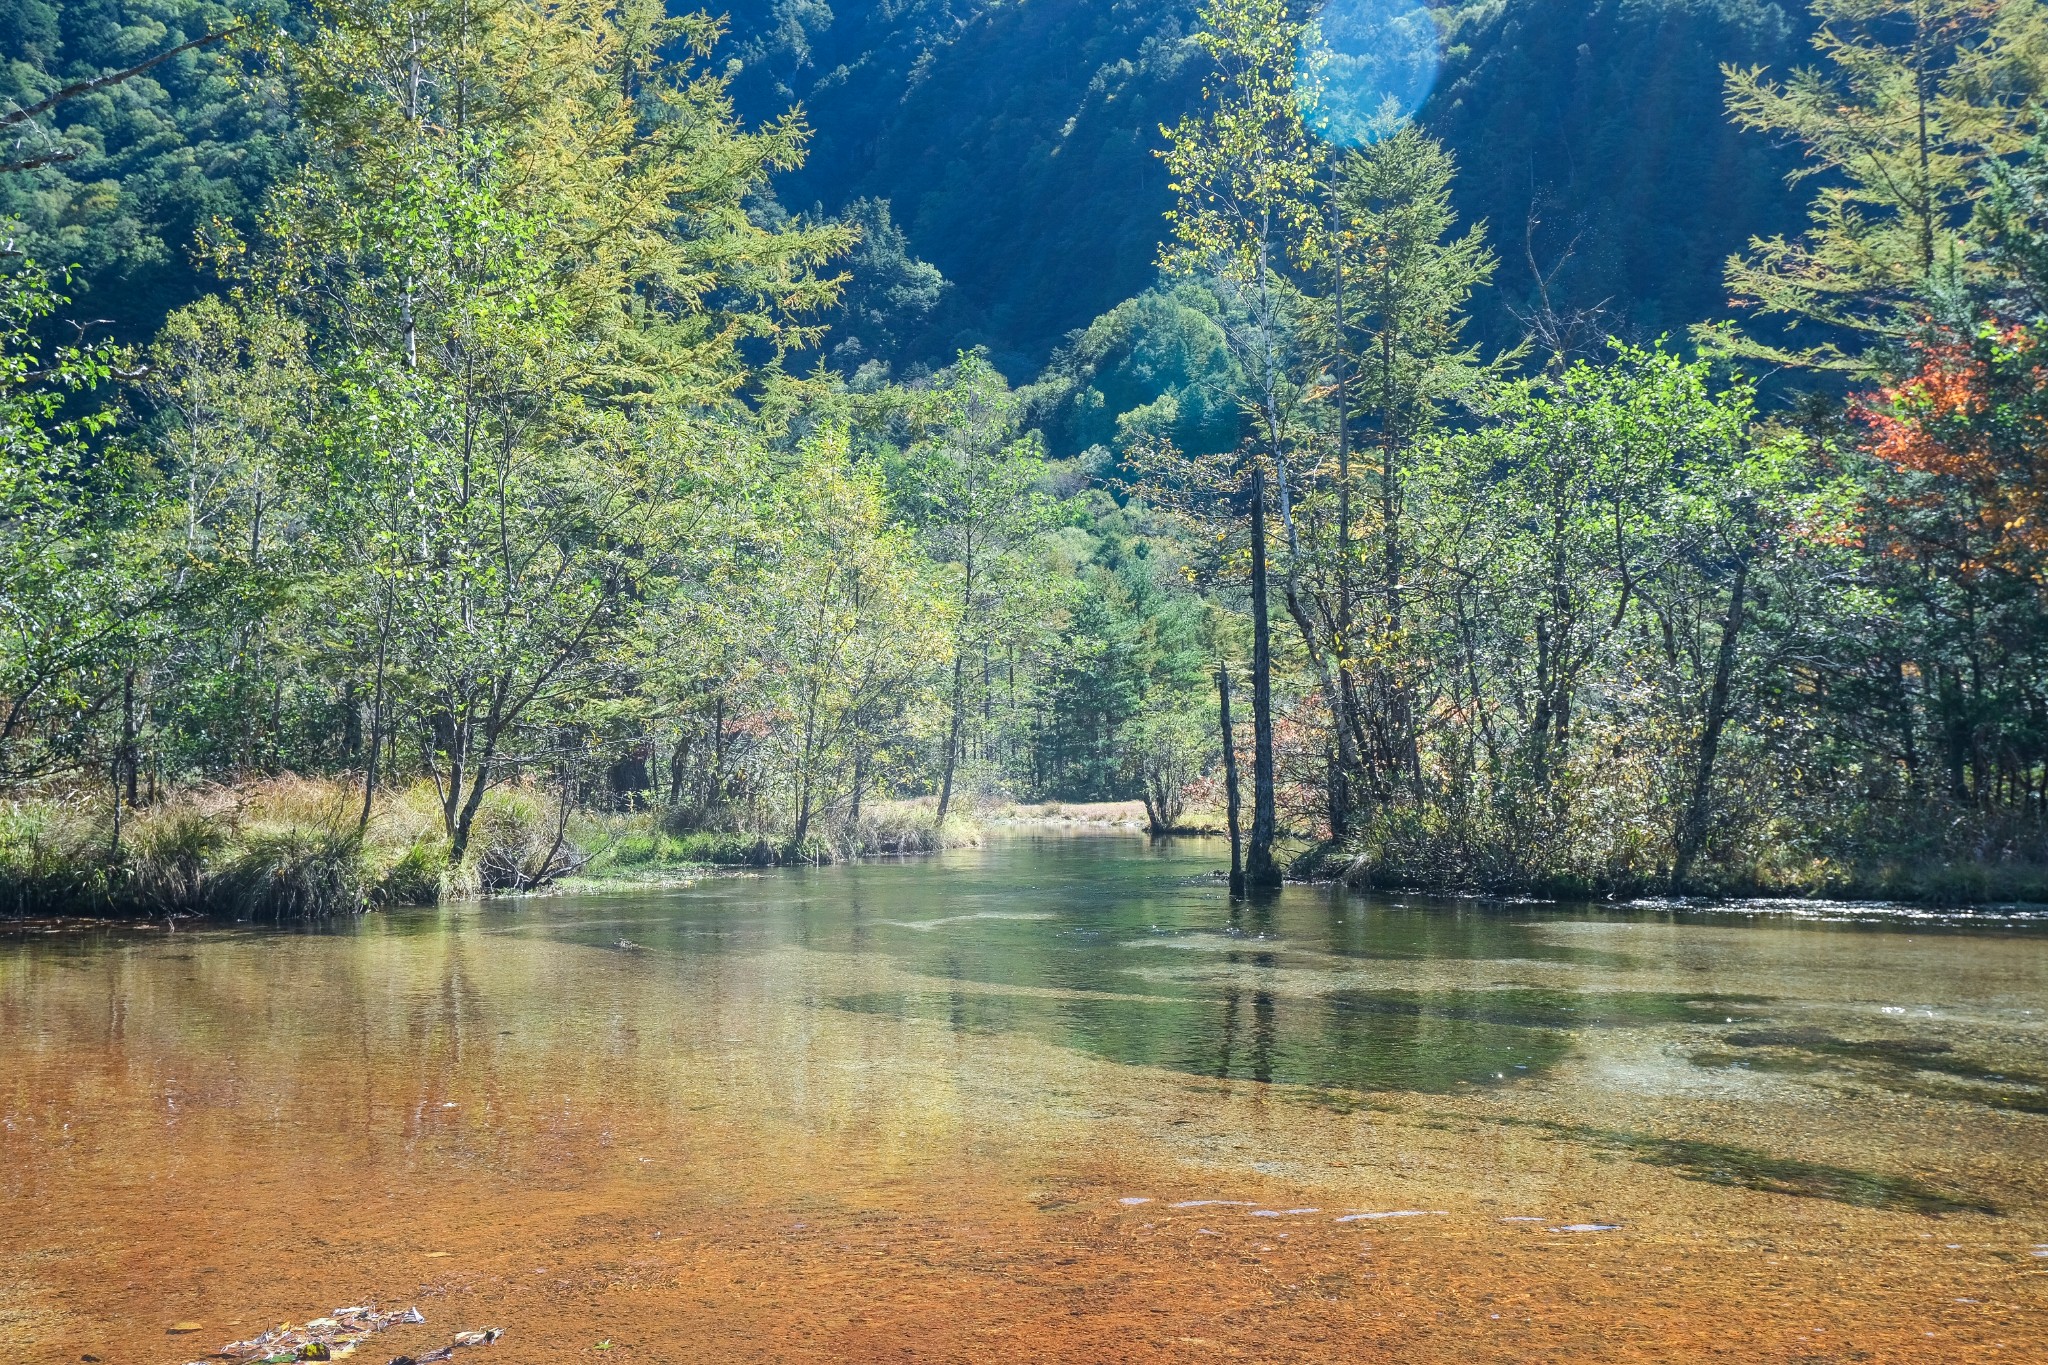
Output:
[0, 780, 985, 921]
[1298, 841, 2048, 907]
[16, 776, 2048, 921]
[979, 799, 1224, 835]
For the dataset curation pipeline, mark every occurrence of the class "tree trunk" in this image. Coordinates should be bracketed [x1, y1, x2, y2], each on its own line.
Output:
[358, 620, 388, 836]
[1219, 662, 1244, 895]
[1330, 176, 1356, 835]
[1282, 584, 1358, 841]
[849, 748, 867, 831]
[936, 652, 966, 826]
[119, 669, 138, 807]
[1246, 464, 1281, 889]
[1672, 556, 1750, 895]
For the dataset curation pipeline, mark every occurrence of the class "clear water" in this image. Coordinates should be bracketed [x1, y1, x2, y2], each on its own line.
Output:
[5, 832, 2047, 1361]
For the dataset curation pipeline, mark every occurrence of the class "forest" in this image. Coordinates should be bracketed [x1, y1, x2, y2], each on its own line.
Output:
[6, 0, 2048, 915]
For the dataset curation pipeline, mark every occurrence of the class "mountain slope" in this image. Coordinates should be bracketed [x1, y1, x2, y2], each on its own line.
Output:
[726, 0, 1814, 374]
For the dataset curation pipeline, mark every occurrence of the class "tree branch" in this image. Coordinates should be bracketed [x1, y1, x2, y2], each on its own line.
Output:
[3, 28, 238, 132]
[0, 150, 80, 174]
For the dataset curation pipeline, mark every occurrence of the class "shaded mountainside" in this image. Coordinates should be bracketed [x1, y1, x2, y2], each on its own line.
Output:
[727, 0, 1815, 376]
[0, 0, 285, 340]
[0, 0, 1814, 366]
[728, 0, 1206, 377]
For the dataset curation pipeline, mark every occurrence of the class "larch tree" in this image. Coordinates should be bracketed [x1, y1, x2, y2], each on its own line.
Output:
[895, 353, 1054, 828]
[248, 0, 851, 863]
[1697, 0, 2048, 375]
[1158, 0, 1322, 887]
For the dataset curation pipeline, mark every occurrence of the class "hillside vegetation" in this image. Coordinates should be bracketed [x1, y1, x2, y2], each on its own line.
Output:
[6, 0, 2048, 915]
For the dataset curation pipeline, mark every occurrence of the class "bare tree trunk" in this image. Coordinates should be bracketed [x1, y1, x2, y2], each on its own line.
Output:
[110, 669, 134, 858]
[358, 610, 389, 836]
[1672, 556, 1750, 895]
[1282, 584, 1359, 843]
[119, 668, 137, 807]
[1219, 662, 1244, 896]
[849, 748, 867, 831]
[936, 653, 966, 826]
[1331, 176, 1355, 838]
[1247, 464, 1281, 889]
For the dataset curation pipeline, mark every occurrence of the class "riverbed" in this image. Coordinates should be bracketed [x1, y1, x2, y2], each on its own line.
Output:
[4, 833, 2046, 1361]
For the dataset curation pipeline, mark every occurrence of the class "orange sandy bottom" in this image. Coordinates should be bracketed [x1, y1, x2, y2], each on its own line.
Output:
[8, 1075, 2047, 1364]
[4, 918, 2047, 1364]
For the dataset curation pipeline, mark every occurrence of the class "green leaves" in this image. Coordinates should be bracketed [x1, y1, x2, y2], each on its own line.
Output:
[1159, 0, 1324, 286]
[0, 239, 160, 780]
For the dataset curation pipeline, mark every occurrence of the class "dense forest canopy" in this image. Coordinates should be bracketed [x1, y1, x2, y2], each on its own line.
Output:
[7, 0, 2048, 916]
[4, 0, 1814, 370]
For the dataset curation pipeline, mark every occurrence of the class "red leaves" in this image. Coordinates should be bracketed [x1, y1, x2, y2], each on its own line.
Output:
[1854, 324, 2048, 582]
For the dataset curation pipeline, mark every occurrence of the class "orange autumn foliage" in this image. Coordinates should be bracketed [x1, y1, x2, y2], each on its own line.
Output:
[1858, 324, 2048, 580]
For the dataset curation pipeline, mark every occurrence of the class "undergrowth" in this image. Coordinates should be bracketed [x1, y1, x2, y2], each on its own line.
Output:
[2, 783, 985, 918]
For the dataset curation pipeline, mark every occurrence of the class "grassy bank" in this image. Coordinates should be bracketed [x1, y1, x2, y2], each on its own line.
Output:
[567, 799, 982, 887]
[1295, 803, 2048, 906]
[1, 778, 529, 919]
[981, 800, 1226, 835]
[0, 781, 986, 920]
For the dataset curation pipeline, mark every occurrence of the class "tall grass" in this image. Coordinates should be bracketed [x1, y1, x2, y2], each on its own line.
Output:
[0, 777, 586, 920]
[568, 798, 981, 883]
[2, 780, 991, 918]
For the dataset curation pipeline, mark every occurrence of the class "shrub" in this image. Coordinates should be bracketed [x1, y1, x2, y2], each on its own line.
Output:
[0, 800, 110, 916]
[458, 786, 586, 893]
[125, 808, 229, 915]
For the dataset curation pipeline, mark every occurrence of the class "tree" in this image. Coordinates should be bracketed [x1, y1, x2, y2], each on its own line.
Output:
[248, 0, 851, 862]
[750, 431, 946, 848]
[0, 235, 153, 784]
[1284, 117, 1500, 833]
[1123, 708, 1211, 834]
[140, 296, 328, 779]
[1412, 346, 1781, 885]
[824, 198, 948, 376]
[895, 352, 1055, 826]
[1158, 0, 1322, 887]
[1697, 0, 2048, 375]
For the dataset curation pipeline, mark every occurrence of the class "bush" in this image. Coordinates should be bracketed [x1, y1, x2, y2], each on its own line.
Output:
[125, 808, 229, 915]
[455, 786, 586, 894]
[0, 800, 111, 916]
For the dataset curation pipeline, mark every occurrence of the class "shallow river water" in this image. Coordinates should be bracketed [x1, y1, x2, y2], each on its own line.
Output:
[5, 832, 2048, 1362]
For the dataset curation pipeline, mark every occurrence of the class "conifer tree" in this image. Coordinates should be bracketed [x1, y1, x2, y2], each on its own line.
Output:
[1158, 0, 1321, 887]
[1697, 0, 2048, 374]
[1288, 118, 1498, 829]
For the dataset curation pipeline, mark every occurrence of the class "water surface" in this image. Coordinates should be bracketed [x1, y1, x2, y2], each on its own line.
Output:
[5, 833, 2046, 1361]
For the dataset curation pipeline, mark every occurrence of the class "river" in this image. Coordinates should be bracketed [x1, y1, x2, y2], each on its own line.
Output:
[4, 832, 2046, 1361]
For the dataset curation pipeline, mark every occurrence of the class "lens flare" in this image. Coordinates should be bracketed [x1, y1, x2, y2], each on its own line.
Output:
[1297, 0, 1442, 146]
